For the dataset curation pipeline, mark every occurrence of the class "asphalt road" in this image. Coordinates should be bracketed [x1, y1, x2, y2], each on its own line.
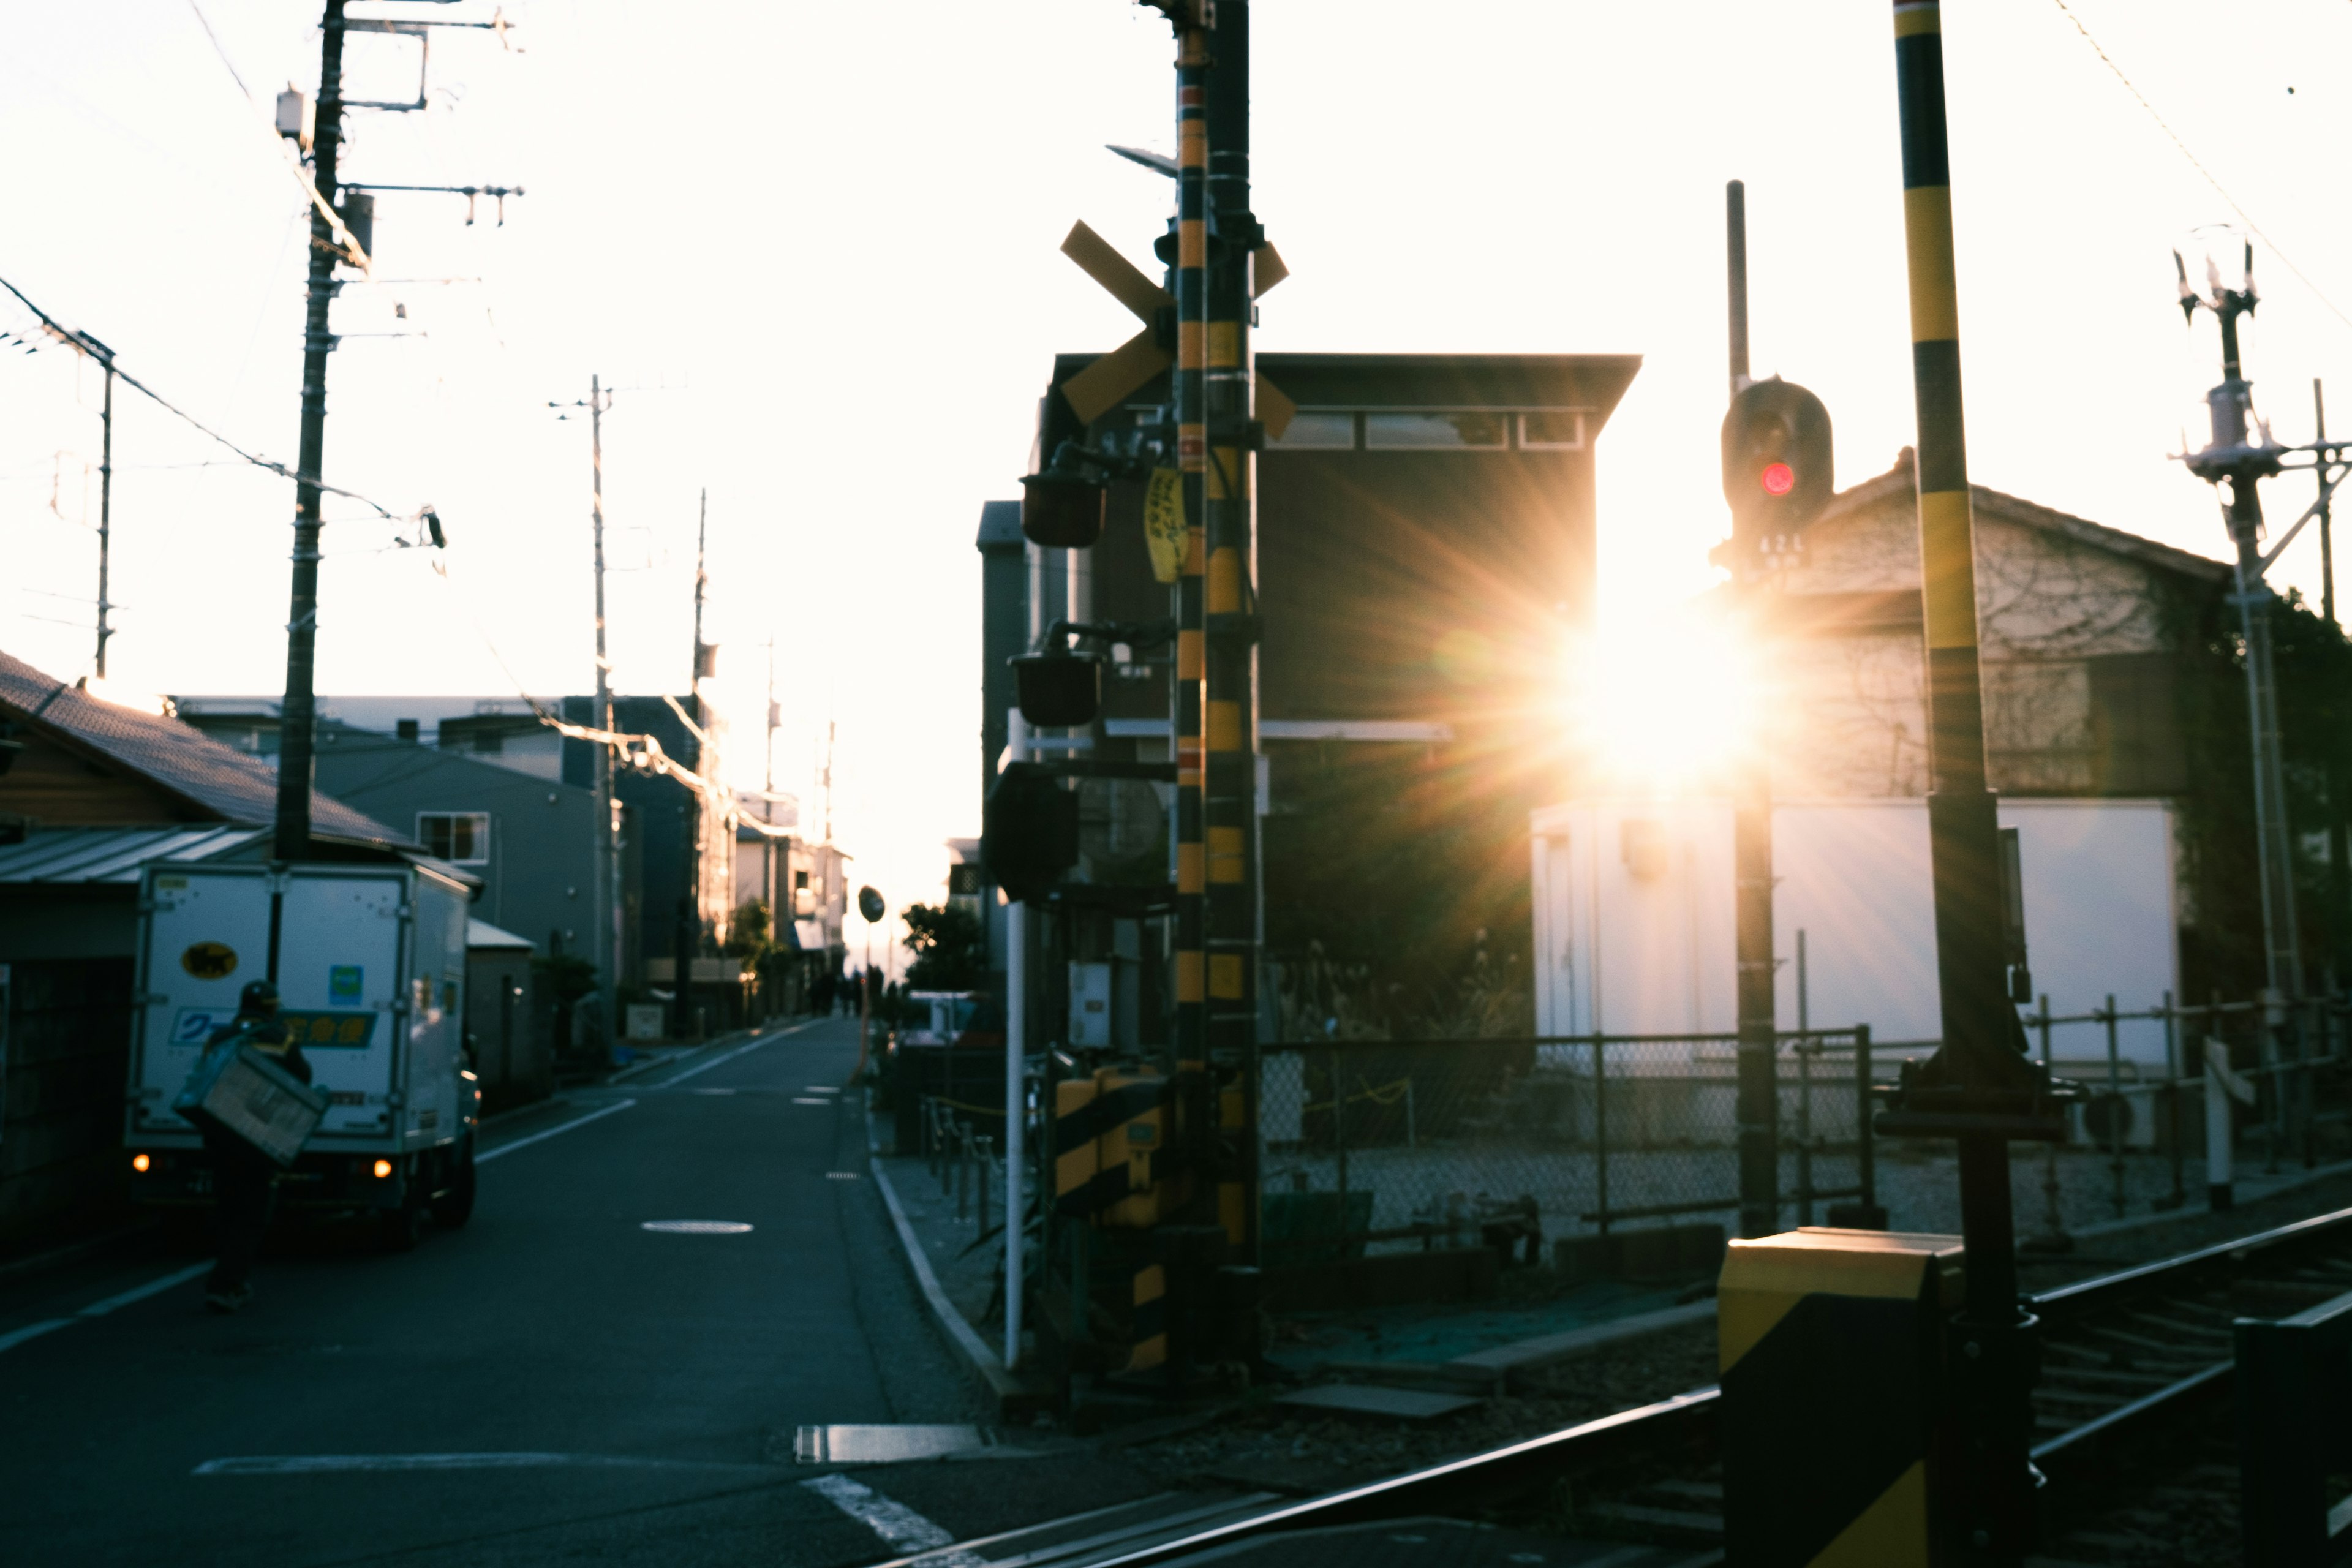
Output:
[0, 1017, 1160, 1567]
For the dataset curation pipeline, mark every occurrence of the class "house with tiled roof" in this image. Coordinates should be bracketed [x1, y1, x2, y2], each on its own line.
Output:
[0, 649, 433, 1248]
[1756, 448, 2233, 801]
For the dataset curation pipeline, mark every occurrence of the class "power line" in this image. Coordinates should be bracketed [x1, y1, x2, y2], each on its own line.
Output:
[2049, 0, 2352, 333]
[0, 272, 407, 520]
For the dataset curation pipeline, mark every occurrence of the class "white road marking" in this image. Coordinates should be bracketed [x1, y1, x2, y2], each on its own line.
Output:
[804, 1086, 840, 1095]
[194, 1452, 767, 1476]
[804, 1474, 973, 1560]
[0, 1261, 215, 1357]
[690, 1087, 738, 1096]
[639, 1220, 752, 1234]
[658, 1018, 824, 1088]
[793, 1097, 830, 1106]
[476, 1098, 636, 1164]
[826, 1172, 861, 1180]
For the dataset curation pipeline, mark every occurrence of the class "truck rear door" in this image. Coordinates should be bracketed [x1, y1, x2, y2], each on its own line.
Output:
[276, 866, 409, 1143]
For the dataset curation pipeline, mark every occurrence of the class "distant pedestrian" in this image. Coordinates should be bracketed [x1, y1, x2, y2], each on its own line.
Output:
[813, 971, 835, 1016]
[201, 981, 311, 1315]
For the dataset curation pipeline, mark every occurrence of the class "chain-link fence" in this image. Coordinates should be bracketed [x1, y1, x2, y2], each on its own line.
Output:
[1255, 1030, 1877, 1266]
[2001, 993, 2352, 1241]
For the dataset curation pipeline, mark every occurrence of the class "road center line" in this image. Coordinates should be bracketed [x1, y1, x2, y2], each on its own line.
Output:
[477, 1098, 636, 1163]
[804, 1474, 973, 1559]
[657, 1018, 824, 1089]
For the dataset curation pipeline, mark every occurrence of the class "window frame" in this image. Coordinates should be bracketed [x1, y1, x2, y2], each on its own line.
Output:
[416, 810, 492, 866]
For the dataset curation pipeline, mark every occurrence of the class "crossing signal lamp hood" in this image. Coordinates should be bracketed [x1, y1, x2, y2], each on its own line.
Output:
[1011, 644, 1102, 728]
[1019, 443, 1106, 549]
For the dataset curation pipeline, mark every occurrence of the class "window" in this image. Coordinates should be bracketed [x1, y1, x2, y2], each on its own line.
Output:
[418, 812, 491, 865]
[1271, 410, 1357, 450]
[1363, 411, 1507, 450]
[1517, 410, 1586, 450]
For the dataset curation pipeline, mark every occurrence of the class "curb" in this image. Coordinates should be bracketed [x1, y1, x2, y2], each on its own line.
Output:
[864, 1095, 1052, 1418]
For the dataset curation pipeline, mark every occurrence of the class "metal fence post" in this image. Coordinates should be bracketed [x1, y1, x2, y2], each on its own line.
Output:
[1855, 1025, 1875, 1217]
[2105, 993, 2125, 1220]
[1797, 1034, 1815, 1226]
[1593, 1034, 1611, 1237]
[2162, 990, 2186, 1211]
[2035, 995, 2067, 1246]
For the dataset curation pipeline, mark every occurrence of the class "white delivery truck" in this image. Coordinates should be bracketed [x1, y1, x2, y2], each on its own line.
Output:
[125, 860, 481, 1250]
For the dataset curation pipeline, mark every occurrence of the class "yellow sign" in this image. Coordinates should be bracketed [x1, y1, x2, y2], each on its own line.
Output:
[1143, 467, 1184, 584]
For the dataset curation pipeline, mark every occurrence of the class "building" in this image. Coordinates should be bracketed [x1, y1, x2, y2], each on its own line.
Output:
[982, 350, 1642, 1047]
[176, 690, 742, 1014]
[1762, 452, 2272, 997]
[731, 789, 850, 1016]
[1760, 448, 2231, 802]
[0, 652, 435, 1247]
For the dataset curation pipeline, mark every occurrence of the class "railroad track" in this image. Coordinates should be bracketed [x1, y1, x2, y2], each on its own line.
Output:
[879, 1204, 2352, 1568]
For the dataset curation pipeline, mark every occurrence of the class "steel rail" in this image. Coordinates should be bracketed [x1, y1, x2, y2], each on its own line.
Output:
[984, 1205, 2352, 1568]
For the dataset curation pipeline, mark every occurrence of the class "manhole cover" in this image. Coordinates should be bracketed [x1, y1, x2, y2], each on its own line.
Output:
[640, 1220, 753, 1234]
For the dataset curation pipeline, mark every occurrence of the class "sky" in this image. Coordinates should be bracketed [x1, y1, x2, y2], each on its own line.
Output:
[4, 1, 2351, 963]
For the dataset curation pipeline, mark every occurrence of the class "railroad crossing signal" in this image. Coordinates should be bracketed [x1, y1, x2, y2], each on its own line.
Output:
[1720, 376, 1832, 570]
[1054, 220, 1296, 436]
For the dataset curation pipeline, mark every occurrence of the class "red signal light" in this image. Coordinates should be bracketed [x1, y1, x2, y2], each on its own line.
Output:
[1760, 462, 1795, 497]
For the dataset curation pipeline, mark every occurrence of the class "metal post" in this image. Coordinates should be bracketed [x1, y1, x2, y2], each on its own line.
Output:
[2162, 991, 2186, 1210]
[2320, 382, 2352, 989]
[1796, 929, 1812, 1226]
[1855, 1024, 1875, 1215]
[1005, 709, 1030, 1369]
[94, 358, 114, 678]
[581, 377, 619, 1063]
[1727, 178, 1780, 1241]
[272, 0, 350, 867]
[2035, 995, 2065, 1247]
[2208, 992, 2234, 1210]
[1204, 0, 1262, 1255]
[2103, 994, 2124, 1219]
[1594, 1035, 1611, 1235]
[1887, 8, 2048, 1555]
[674, 491, 708, 1042]
[1169, 12, 1208, 1079]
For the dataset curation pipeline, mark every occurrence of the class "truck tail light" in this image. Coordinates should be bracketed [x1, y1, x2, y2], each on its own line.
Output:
[372, 1159, 394, 1178]
[132, 1152, 151, 1173]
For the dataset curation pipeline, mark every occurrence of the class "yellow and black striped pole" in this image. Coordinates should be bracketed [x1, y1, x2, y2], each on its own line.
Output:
[1171, 13, 1209, 1080]
[1203, 0, 1259, 1255]
[1891, 4, 2043, 1558]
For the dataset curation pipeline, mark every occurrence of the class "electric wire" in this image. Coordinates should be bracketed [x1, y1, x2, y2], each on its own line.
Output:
[0, 272, 405, 521]
[2048, 0, 2352, 333]
[182, 0, 371, 269]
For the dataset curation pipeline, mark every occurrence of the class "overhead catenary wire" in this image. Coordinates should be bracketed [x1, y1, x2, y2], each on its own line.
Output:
[2048, 0, 2352, 333]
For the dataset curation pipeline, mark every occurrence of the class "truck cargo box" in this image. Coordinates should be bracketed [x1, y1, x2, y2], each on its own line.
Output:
[129, 861, 473, 1158]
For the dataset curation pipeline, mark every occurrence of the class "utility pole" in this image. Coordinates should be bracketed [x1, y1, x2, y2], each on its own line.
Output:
[2316, 382, 2349, 984]
[585, 374, 617, 1055]
[765, 633, 778, 998]
[1879, 7, 2062, 1560]
[675, 489, 709, 1039]
[272, 0, 352, 868]
[1725, 180, 1779, 1242]
[2179, 239, 2304, 1012]
[94, 348, 115, 678]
